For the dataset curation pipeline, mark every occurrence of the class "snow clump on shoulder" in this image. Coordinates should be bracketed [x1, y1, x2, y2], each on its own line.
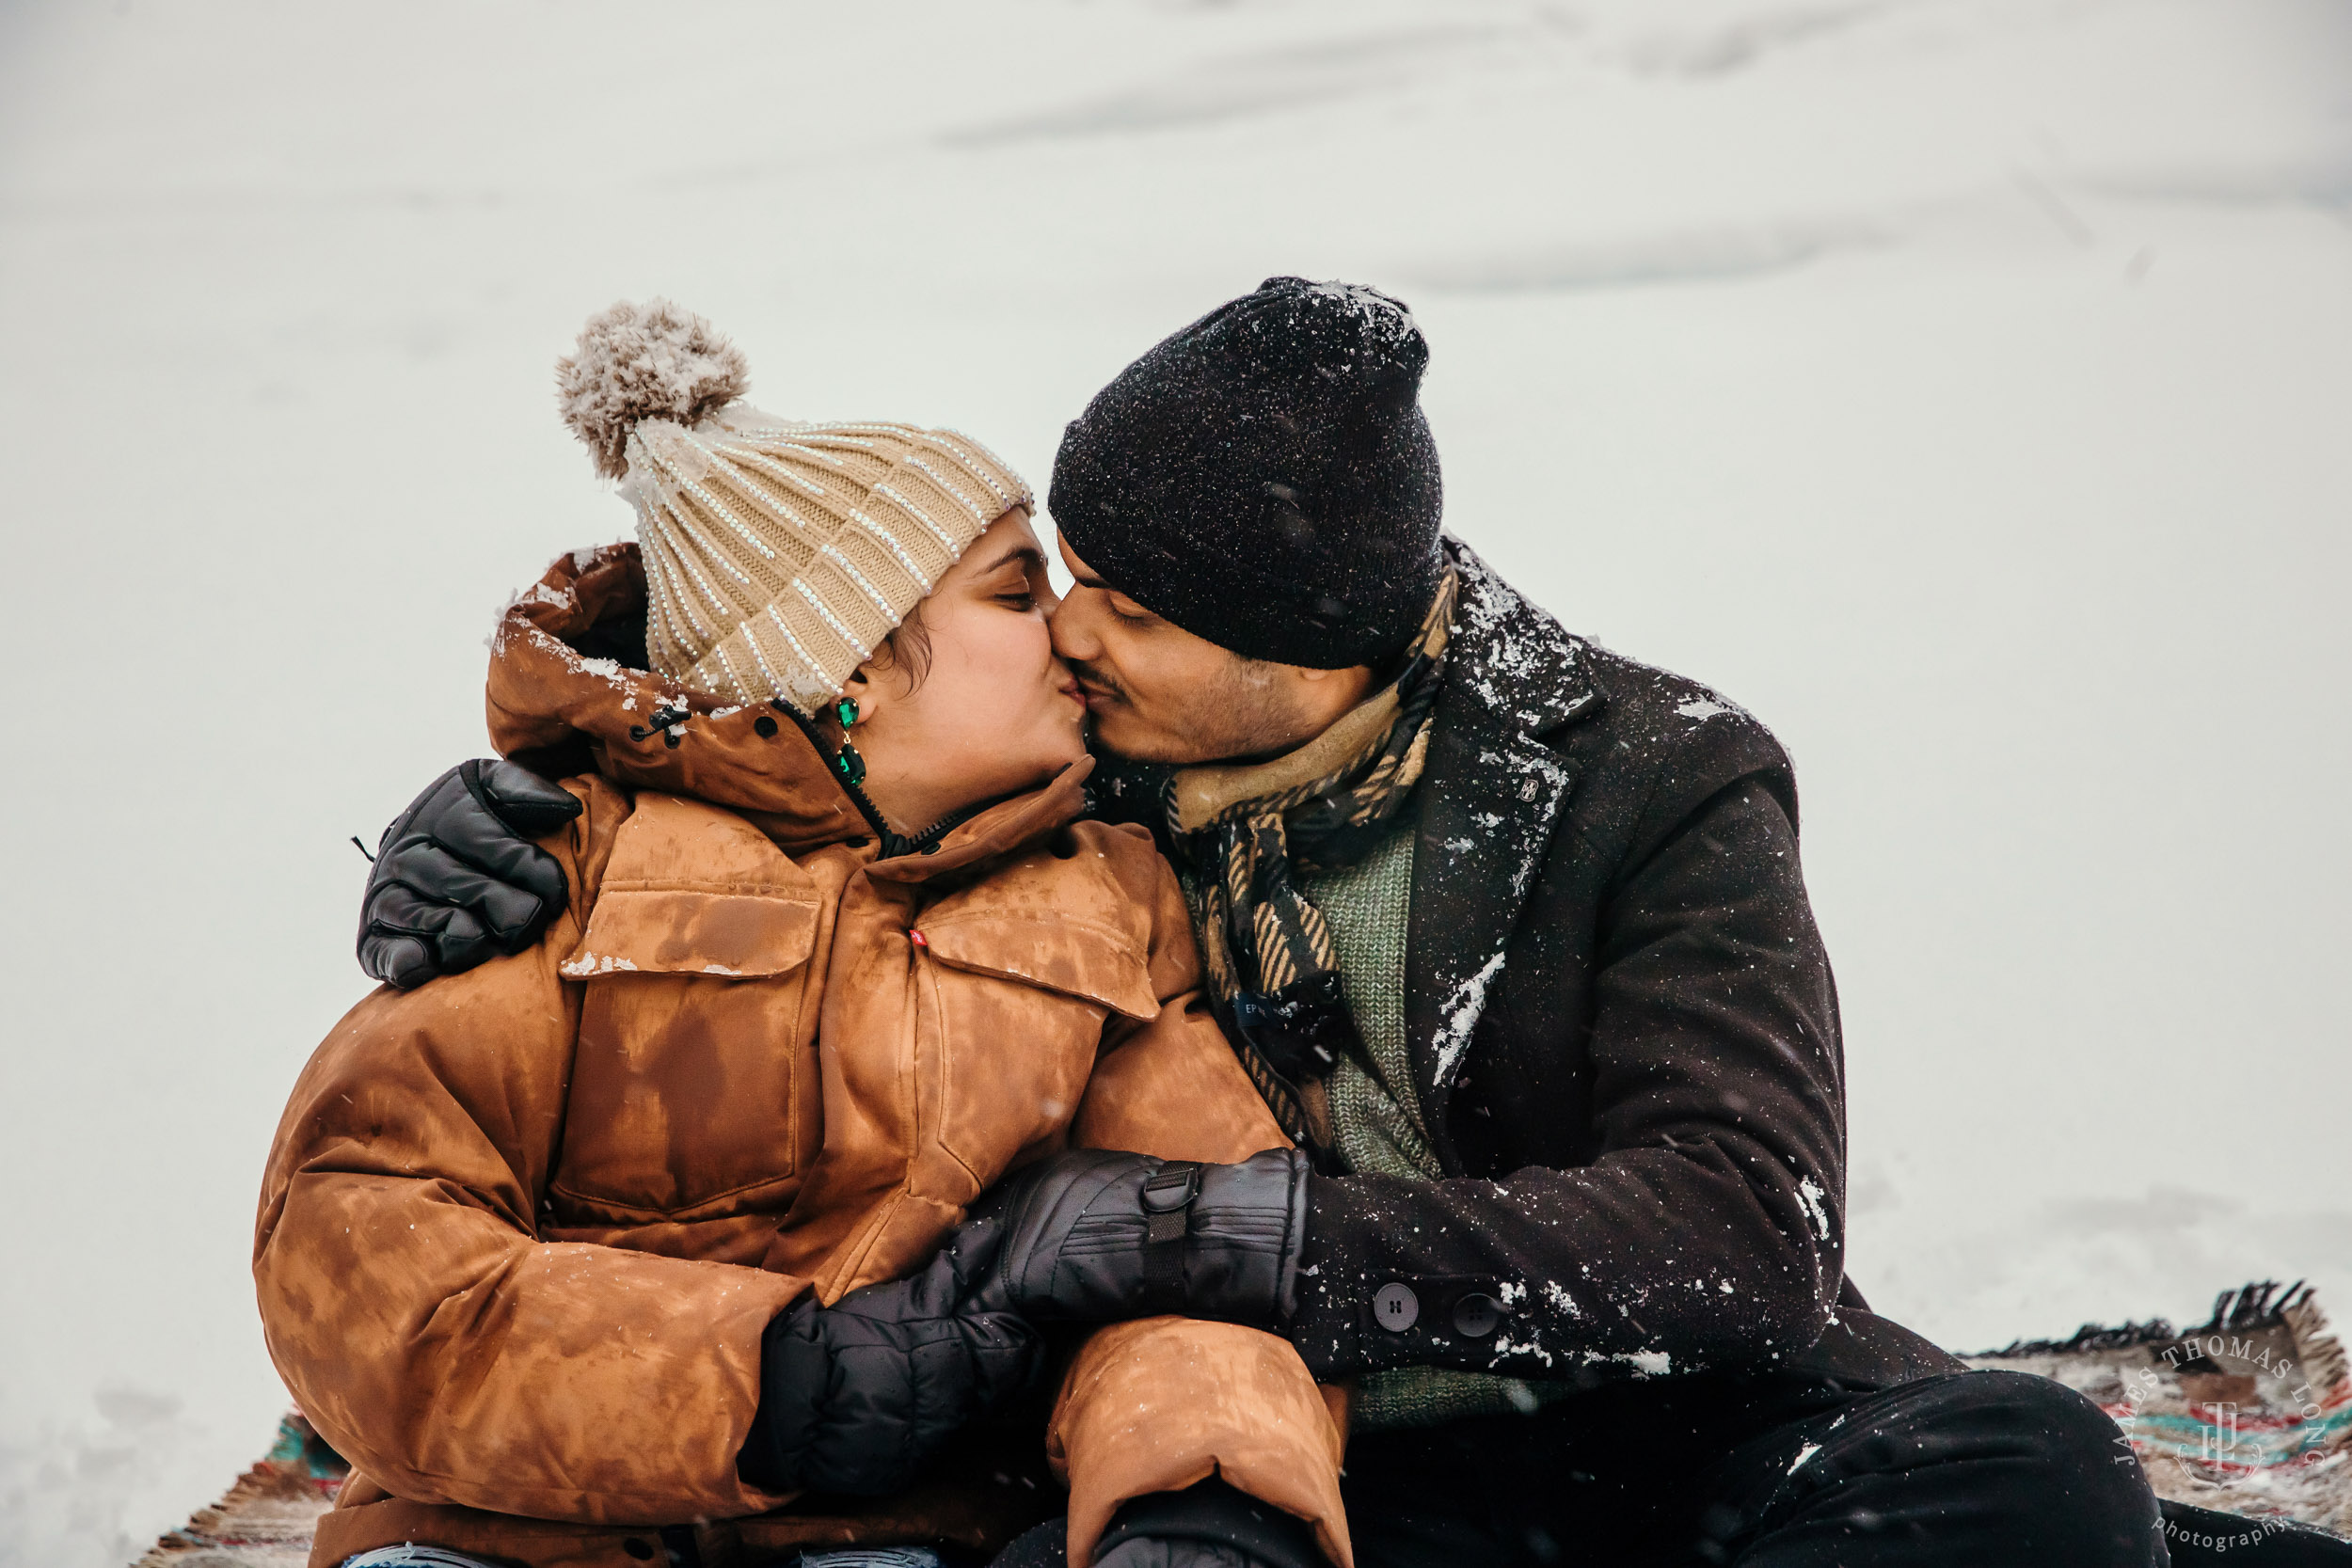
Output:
[556, 298, 750, 481]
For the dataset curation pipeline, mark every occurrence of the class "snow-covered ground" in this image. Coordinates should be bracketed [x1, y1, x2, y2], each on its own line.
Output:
[1, 1, 2345, 1561]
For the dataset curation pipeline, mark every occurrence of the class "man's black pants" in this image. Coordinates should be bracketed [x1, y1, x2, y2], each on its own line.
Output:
[989, 1368, 2348, 1566]
[1334, 1369, 2162, 1565]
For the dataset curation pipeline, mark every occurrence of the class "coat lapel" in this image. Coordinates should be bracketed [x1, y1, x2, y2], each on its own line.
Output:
[1406, 544, 1600, 1163]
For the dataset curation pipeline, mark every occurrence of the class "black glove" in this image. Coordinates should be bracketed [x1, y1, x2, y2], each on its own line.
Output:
[739, 1219, 1042, 1497]
[1095, 1481, 1326, 1568]
[358, 759, 581, 989]
[972, 1148, 1310, 1328]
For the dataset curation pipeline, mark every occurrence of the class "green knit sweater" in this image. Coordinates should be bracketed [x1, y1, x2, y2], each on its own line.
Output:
[1298, 817, 1564, 1432]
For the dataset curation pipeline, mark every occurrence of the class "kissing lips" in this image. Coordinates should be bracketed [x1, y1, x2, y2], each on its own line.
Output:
[1071, 665, 1126, 713]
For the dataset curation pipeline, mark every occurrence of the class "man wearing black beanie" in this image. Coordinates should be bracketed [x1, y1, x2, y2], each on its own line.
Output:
[364, 279, 2246, 1566]
[1051, 277, 1446, 676]
[1011, 280, 2170, 1563]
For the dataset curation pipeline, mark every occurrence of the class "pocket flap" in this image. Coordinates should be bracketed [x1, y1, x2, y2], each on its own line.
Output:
[561, 792, 822, 978]
[921, 914, 1159, 1020]
[563, 887, 818, 978]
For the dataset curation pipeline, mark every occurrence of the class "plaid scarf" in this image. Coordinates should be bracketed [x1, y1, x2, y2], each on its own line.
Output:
[1139, 571, 1457, 1155]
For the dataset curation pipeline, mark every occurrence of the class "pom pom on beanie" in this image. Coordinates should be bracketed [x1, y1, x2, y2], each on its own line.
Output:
[557, 299, 751, 480]
[546, 299, 1034, 715]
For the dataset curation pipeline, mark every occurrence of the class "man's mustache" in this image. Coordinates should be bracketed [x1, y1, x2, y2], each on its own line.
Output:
[1068, 660, 1128, 705]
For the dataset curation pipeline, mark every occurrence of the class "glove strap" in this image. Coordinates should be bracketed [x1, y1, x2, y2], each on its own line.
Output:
[1138, 1162, 1202, 1314]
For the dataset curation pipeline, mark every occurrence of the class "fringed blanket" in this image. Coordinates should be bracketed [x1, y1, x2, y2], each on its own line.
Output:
[1966, 1281, 2352, 1537]
[135, 1284, 2352, 1565]
[132, 1413, 347, 1567]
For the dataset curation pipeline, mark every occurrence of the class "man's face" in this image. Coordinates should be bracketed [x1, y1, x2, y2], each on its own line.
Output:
[1051, 537, 1367, 764]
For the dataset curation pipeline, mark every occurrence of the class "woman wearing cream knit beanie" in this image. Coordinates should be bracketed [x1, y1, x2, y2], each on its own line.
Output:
[556, 298, 1033, 717]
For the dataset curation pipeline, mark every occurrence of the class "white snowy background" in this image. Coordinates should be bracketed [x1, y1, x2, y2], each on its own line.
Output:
[2, 0, 2346, 1560]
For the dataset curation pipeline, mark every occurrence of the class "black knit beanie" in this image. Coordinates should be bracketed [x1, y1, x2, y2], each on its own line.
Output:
[1049, 277, 1444, 670]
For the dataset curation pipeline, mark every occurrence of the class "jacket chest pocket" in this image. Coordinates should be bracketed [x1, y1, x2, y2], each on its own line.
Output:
[914, 914, 1159, 1194]
[552, 886, 823, 1221]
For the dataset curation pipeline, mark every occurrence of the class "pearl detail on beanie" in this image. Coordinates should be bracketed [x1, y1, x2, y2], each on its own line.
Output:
[555, 300, 1032, 714]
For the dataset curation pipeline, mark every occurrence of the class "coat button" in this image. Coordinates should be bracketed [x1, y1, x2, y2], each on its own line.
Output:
[622, 1541, 656, 1560]
[1374, 1281, 1420, 1332]
[1453, 1292, 1502, 1338]
[754, 715, 779, 738]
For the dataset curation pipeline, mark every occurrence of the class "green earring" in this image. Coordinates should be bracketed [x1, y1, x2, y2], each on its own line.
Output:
[834, 696, 866, 785]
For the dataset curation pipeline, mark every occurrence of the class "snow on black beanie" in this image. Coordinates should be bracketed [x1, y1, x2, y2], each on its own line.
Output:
[1049, 277, 1444, 671]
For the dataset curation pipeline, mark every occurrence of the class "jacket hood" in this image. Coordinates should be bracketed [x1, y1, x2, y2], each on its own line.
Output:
[486, 542, 1089, 868]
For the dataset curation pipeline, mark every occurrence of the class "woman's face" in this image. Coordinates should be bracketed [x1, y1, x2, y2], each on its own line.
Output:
[844, 508, 1089, 835]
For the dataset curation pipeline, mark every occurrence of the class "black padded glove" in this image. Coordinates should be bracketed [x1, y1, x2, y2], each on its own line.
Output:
[972, 1148, 1310, 1328]
[739, 1219, 1042, 1497]
[357, 759, 581, 989]
[1095, 1481, 1326, 1568]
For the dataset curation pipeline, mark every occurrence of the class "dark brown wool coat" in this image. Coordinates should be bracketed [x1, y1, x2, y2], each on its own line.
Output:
[1282, 542, 1958, 1398]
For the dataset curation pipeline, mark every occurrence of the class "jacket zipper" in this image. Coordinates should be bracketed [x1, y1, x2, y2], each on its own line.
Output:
[771, 700, 971, 858]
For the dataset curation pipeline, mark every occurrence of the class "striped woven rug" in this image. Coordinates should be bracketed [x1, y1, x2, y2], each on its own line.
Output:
[133, 1412, 346, 1567]
[1966, 1280, 2352, 1538]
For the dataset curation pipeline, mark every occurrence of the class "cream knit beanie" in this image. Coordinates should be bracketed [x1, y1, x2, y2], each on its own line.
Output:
[555, 299, 1033, 715]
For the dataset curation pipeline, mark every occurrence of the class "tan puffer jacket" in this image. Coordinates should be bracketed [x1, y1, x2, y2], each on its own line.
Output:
[255, 546, 1349, 1568]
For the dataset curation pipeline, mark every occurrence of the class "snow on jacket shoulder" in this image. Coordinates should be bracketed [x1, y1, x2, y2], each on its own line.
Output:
[255, 544, 1348, 1568]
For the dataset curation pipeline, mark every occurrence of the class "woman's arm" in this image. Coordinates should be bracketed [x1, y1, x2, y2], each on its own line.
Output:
[254, 780, 808, 1527]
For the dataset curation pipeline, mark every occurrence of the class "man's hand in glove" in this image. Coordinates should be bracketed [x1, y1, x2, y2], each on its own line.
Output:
[1096, 1481, 1327, 1568]
[357, 759, 581, 989]
[971, 1148, 1310, 1328]
[739, 1215, 1041, 1497]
